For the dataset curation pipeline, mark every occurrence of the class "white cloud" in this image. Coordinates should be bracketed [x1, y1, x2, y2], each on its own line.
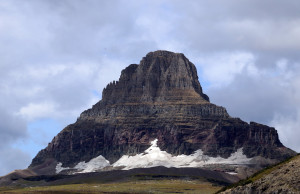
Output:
[276, 59, 288, 73]
[219, 19, 300, 51]
[18, 101, 57, 121]
[94, 57, 126, 88]
[206, 57, 300, 153]
[1, 0, 300, 176]
[28, 65, 67, 79]
[196, 52, 256, 87]
[271, 112, 300, 152]
[271, 74, 300, 152]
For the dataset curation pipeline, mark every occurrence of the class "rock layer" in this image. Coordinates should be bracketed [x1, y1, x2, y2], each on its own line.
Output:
[29, 51, 295, 173]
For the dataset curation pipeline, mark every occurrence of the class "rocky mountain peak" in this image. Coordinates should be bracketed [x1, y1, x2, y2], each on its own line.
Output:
[29, 50, 295, 176]
[101, 50, 209, 105]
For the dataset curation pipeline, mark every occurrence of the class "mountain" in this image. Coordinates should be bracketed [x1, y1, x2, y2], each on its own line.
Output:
[26, 50, 295, 176]
[220, 154, 300, 193]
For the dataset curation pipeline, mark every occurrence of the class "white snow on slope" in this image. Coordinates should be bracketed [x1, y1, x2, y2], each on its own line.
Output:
[55, 155, 110, 174]
[113, 139, 252, 170]
[55, 139, 252, 173]
[74, 155, 110, 173]
[56, 162, 70, 173]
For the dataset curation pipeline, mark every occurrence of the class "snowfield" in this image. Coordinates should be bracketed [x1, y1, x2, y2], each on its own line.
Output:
[113, 139, 252, 169]
[74, 155, 110, 173]
[56, 139, 252, 174]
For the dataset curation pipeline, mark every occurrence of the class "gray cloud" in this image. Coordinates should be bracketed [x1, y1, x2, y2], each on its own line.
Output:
[206, 60, 300, 151]
[207, 65, 296, 123]
[0, 107, 30, 175]
[0, 0, 300, 175]
[0, 108, 27, 149]
[0, 148, 31, 176]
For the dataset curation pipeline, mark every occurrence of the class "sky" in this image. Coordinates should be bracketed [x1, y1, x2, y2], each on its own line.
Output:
[1, 0, 300, 176]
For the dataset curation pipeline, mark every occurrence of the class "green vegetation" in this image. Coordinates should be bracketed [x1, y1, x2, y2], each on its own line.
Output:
[0, 179, 221, 194]
[216, 154, 300, 193]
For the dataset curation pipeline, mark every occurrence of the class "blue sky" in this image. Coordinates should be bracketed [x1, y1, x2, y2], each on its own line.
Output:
[1, 0, 300, 176]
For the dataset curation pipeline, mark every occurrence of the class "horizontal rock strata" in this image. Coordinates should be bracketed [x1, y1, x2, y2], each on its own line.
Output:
[29, 50, 295, 174]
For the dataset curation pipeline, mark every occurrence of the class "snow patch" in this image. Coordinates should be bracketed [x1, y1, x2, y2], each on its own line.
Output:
[55, 155, 110, 174]
[56, 162, 70, 173]
[226, 172, 238, 175]
[113, 139, 252, 170]
[74, 155, 110, 173]
[56, 139, 252, 174]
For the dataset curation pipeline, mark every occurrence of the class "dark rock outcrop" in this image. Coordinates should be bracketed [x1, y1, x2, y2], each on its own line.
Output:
[29, 50, 295, 172]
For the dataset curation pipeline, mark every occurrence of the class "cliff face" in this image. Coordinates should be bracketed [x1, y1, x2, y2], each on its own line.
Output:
[29, 51, 295, 173]
[101, 51, 209, 105]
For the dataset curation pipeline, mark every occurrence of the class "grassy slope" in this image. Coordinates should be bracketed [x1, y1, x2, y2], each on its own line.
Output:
[1, 166, 237, 193]
[217, 154, 300, 193]
[0, 179, 221, 194]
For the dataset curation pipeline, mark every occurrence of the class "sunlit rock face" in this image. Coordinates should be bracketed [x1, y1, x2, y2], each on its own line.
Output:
[29, 51, 296, 174]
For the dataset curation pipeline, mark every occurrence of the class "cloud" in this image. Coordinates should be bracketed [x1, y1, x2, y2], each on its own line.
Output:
[196, 52, 257, 87]
[0, 108, 29, 175]
[206, 58, 300, 151]
[271, 112, 300, 152]
[1, 0, 300, 175]
[173, 0, 300, 50]
[0, 108, 27, 149]
[18, 101, 57, 121]
[0, 148, 31, 176]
